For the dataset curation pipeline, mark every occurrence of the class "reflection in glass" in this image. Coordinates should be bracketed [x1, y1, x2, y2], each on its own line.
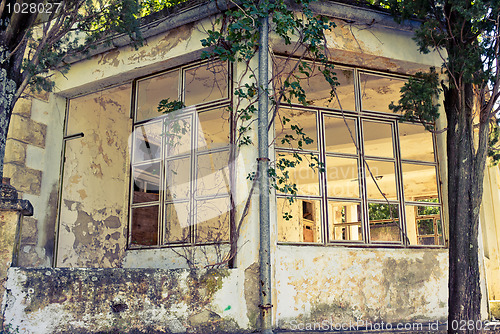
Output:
[185, 61, 229, 106]
[328, 201, 362, 241]
[134, 122, 162, 163]
[276, 153, 320, 196]
[277, 198, 322, 243]
[197, 108, 230, 150]
[165, 116, 192, 156]
[196, 151, 230, 197]
[324, 116, 357, 155]
[363, 121, 394, 158]
[368, 203, 400, 242]
[276, 109, 317, 150]
[165, 158, 191, 200]
[399, 123, 435, 162]
[274, 58, 355, 110]
[326, 157, 359, 198]
[365, 160, 398, 200]
[133, 163, 160, 204]
[360, 74, 406, 113]
[405, 205, 443, 245]
[137, 70, 179, 121]
[402, 163, 439, 202]
[196, 197, 230, 243]
[164, 202, 190, 244]
[131, 206, 159, 246]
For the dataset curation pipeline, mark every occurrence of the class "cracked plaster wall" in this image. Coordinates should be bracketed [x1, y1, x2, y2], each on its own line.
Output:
[275, 246, 449, 328]
[3, 267, 251, 333]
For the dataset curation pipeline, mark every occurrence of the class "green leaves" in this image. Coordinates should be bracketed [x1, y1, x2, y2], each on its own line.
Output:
[389, 68, 441, 128]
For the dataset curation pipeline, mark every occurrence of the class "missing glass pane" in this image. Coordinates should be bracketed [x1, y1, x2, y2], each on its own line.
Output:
[132, 163, 160, 204]
[368, 203, 401, 242]
[277, 198, 322, 243]
[365, 160, 398, 200]
[197, 108, 230, 151]
[133, 122, 162, 163]
[402, 163, 439, 202]
[363, 121, 394, 158]
[405, 205, 443, 246]
[324, 116, 357, 155]
[328, 201, 362, 242]
[399, 123, 435, 162]
[131, 206, 159, 246]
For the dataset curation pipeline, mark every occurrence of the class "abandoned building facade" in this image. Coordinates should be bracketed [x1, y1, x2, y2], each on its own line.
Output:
[1, 0, 500, 333]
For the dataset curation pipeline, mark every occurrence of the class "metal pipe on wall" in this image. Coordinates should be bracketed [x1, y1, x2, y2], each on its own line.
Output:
[257, 6, 273, 334]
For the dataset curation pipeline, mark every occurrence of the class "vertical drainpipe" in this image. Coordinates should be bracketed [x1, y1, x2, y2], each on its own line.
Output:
[257, 5, 273, 334]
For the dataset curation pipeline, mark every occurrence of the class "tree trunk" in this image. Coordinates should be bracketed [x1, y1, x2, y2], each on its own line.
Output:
[445, 82, 486, 334]
[0, 48, 18, 179]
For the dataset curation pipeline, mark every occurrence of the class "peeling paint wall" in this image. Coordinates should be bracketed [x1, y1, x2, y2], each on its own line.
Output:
[56, 84, 132, 268]
[275, 247, 448, 328]
[3, 267, 250, 333]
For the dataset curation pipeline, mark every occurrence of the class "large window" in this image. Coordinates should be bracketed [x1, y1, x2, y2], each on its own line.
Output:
[275, 58, 444, 246]
[130, 60, 231, 247]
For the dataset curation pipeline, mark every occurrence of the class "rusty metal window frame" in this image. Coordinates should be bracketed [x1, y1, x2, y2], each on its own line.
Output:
[129, 59, 232, 249]
[275, 59, 444, 248]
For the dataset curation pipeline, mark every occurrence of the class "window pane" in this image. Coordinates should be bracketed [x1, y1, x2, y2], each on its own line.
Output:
[274, 58, 355, 110]
[276, 109, 318, 151]
[328, 201, 362, 242]
[405, 205, 443, 246]
[402, 163, 439, 202]
[399, 123, 435, 162]
[164, 202, 190, 244]
[277, 198, 322, 243]
[184, 61, 229, 106]
[196, 197, 230, 243]
[132, 163, 160, 204]
[368, 203, 401, 242]
[365, 160, 398, 200]
[324, 116, 357, 155]
[133, 122, 162, 163]
[137, 70, 179, 121]
[197, 108, 230, 150]
[165, 158, 191, 201]
[131, 206, 158, 246]
[360, 73, 406, 113]
[275, 153, 321, 196]
[326, 157, 359, 198]
[196, 151, 230, 197]
[363, 121, 394, 158]
[165, 116, 192, 156]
